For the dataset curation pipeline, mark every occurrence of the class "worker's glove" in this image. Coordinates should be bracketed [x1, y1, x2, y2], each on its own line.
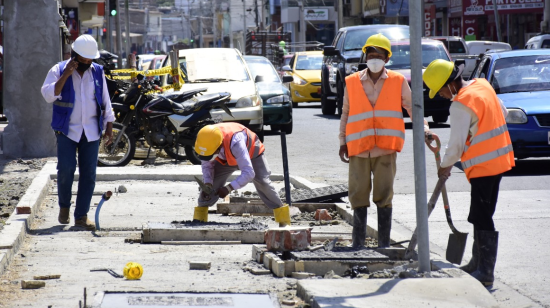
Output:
[339, 145, 349, 163]
[217, 184, 233, 199]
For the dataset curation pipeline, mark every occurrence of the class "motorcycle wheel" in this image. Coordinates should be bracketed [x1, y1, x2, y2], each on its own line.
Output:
[98, 123, 136, 167]
[164, 145, 202, 165]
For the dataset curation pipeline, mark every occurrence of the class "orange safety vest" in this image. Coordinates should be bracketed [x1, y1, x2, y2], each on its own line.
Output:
[345, 70, 405, 157]
[457, 78, 515, 180]
[215, 123, 265, 166]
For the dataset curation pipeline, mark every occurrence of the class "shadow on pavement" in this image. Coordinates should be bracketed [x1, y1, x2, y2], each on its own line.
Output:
[504, 159, 550, 177]
[313, 114, 341, 120]
[405, 122, 450, 130]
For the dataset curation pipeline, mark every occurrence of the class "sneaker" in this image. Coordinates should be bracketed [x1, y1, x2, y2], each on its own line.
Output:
[58, 207, 70, 224]
[74, 216, 95, 230]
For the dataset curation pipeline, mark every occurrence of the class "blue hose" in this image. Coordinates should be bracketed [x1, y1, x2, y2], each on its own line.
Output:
[95, 191, 113, 230]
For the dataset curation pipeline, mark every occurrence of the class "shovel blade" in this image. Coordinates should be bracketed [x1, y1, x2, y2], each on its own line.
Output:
[445, 232, 468, 265]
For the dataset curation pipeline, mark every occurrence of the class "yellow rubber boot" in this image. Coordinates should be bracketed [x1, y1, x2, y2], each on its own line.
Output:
[274, 205, 291, 227]
[193, 207, 208, 222]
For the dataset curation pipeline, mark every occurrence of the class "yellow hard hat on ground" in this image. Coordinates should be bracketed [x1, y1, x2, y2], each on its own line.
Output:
[362, 33, 392, 58]
[123, 262, 143, 280]
[195, 125, 223, 159]
[422, 59, 465, 99]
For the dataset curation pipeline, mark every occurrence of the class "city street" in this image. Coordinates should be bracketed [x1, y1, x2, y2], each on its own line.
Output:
[263, 103, 550, 307]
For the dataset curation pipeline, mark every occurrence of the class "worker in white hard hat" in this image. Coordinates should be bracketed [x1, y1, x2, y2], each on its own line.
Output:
[423, 59, 514, 287]
[193, 123, 295, 226]
[338, 33, 431, 249]
[41, 34, 116, 230]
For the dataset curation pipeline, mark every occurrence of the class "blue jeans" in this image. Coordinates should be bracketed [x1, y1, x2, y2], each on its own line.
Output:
[56, 132, 100, 220]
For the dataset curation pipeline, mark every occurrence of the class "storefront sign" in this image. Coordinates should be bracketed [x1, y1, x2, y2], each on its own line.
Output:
[463, 17, 478, 40]
[449, 17, 462, 37]
[425, 4, 436, 36]
[304, 8, 328, 21]
[448, 0, 463, 15]
[464, 0, 544, 16]
[386, 0, 409, 17]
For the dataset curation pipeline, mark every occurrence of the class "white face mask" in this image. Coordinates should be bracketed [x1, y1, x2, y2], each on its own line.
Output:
[366, 59, 385, 73]
[209, 154, 219, 162]
[447, 84, 458, 101]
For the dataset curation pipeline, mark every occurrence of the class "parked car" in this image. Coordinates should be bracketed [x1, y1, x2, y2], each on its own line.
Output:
[146, 55, 167, 81]
[525, 34, 550, 49]
[356, 39, 453, 123]
[321, 24, 410, 115]
[278, 54, 294, 78]
[469, 49, 550, 159]
[244, 55, 294, 134]
[137, 54, 158, 71]
[161, 48, 264, 139]
[282, 51, 323, 107]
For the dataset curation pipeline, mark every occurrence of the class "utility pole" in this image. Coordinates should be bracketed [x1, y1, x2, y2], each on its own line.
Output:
[199, 0, 204, 48]
[124, 0, 130, 59]
[254, 0, 259, 28]
[541, 0, 550, 33]
[338, 0, 343, 29]
[298, 0, 306, 48]
[243, 0, 247, 55]
[107, 0, 113, 53]
[116, 0, 123, 64]
[409, 0, 430, 273]
[213, 0, 217, 47]
[492, 1, 502, 42]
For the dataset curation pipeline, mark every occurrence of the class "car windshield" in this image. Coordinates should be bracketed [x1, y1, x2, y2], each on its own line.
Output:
[295, 55, 323, 70]
[385, 43, 450, 70]
[344, 27, 409, 51]
[491, 55, 550, 94]
[178, 50, 251, 83]
[246, 58, 281, 83]
[283, 57, 292, 66]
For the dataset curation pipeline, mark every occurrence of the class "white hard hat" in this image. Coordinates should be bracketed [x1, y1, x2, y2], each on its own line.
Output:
[71, 34, 100, 59]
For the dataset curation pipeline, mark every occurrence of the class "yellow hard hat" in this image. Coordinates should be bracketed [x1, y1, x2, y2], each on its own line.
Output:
[123, 262, 143, 280]
[195, 125, 223, 158]
[362, 33, 392, 58]
[423, 59, 464, 99]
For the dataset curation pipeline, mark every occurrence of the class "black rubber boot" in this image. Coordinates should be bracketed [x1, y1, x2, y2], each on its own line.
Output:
[460, 230, 479, 274]
[352, 207, 368, 249]
[377, 207, 392, 248]
[471, 231, 499, 287]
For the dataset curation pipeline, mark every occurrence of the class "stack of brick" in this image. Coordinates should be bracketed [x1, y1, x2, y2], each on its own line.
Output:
[264, 227, 312, 252]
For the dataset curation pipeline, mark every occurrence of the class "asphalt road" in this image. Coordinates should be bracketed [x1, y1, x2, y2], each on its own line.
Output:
[263, 102, 550, 308]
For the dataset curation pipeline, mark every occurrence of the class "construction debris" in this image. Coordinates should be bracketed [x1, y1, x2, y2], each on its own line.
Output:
[33, 275, 60, 280]
[21, 280, 45, 289]
[189, 261, 211, 270]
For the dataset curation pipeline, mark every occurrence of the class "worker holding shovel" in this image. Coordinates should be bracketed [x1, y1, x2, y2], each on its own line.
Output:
[423, 59, 515, 287]
[338, 33, 431, 249]
[193, 123, 294, 226]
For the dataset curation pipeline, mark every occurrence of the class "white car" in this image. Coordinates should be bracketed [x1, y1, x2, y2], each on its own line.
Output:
[161, 48, 264, 138]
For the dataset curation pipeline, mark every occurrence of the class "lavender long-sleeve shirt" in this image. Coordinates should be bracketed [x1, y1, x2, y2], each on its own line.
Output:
[41, 64, 115, 142]
[201, 131, 255, 190]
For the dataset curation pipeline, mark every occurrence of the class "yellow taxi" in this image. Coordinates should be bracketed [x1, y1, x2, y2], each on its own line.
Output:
[282, 51, 323, 106]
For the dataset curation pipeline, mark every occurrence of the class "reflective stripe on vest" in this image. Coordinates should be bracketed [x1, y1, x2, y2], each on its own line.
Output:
[344, 70, 405, 156]
[53, 101, 74, 108]
[216, 123, 265, 166]
[462, 144, 514, 170]
[456, 78, 515, 180]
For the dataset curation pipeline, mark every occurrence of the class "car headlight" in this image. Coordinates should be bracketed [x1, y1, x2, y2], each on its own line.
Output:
[506, 109, 528, 124]
[345, 63, 355, 74]
[293, 76, 307, 85]
[236, 95, 261, 107]
[266, 95, 290, 104]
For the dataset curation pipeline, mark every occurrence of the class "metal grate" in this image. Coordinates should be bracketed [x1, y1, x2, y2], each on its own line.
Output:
[535, 114, 550, 127]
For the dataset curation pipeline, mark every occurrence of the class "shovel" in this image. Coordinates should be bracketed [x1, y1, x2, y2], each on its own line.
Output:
[427, 134, 468, 265]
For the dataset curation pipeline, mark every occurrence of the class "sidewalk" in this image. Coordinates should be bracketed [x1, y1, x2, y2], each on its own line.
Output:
[0, 161, 502, 307]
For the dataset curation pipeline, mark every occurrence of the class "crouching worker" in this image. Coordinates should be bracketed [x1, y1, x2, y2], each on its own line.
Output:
[193, 123, 291, 226]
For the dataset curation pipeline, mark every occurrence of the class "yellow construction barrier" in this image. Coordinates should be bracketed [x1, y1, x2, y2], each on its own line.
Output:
[109, 66, 186, 92]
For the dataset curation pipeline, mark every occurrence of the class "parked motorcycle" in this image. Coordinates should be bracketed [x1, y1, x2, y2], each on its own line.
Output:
[98, 74, 232, 166]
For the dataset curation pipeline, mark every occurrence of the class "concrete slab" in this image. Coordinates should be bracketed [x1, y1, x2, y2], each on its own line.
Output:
[142, 222, 266, 244]
[297, 277, 499, 308]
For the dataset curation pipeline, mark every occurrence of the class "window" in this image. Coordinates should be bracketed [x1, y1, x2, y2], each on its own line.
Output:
[541, 40, 550, 49]
[448, 41, 466, 53]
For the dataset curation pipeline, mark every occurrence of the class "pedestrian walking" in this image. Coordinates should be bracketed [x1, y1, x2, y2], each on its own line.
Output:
[41, 34, 115, 230]
[423, 59, 515, 287]
[193, 123, 293, 226]
[338, 33, 430, 249]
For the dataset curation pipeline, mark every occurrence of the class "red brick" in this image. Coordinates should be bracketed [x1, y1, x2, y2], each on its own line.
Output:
[16, 207, 31, 215]
[264, 227, 311, 252]
[314, 209, 332, 221]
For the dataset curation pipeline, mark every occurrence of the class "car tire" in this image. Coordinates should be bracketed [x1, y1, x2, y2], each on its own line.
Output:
[292, 102, 298, 108]
[321, 85, 336, 115]
[271, 125, 281, 132]
[281, 121, 293, 135]
[336, 80, 344, 117]
[432, 114, 449, 124]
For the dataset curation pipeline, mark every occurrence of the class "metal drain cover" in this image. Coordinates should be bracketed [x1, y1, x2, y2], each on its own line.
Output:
[100, 292, 277, 308]
[290, 247, 389, 261]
